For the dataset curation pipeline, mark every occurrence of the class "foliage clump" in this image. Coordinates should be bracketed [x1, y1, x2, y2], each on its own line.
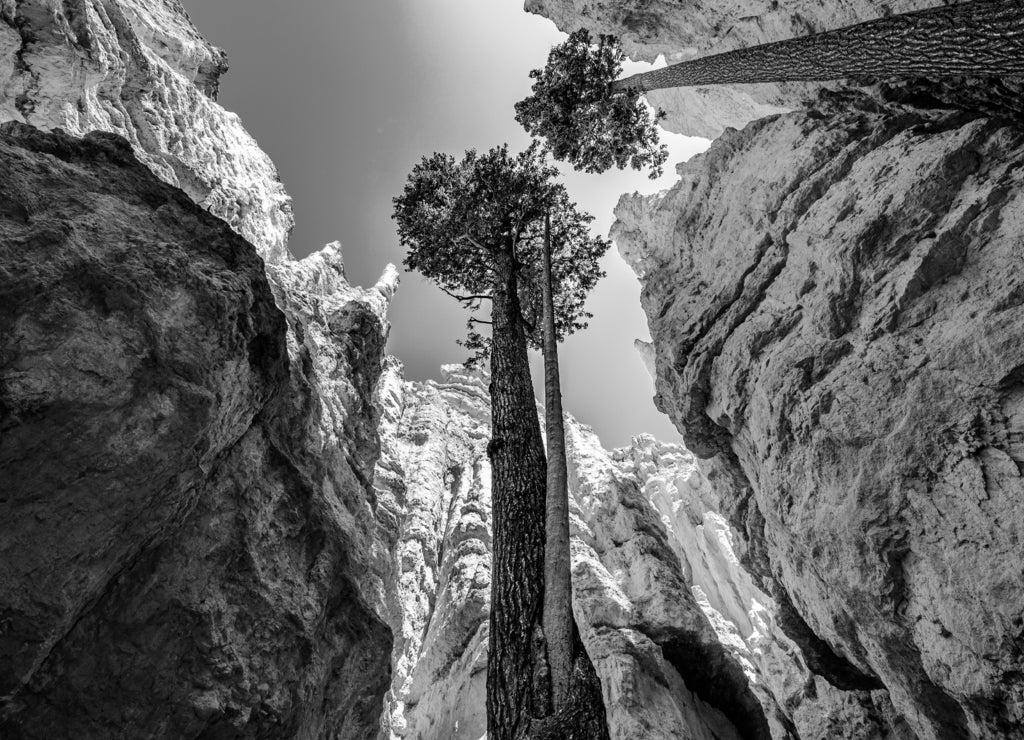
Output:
[392, 142, 608, 361]
[515, 30, 668, 178]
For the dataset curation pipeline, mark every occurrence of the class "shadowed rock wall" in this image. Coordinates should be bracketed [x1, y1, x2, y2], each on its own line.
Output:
[0, 121, 395, 738]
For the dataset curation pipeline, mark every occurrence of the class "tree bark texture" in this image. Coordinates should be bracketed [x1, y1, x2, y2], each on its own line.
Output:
[540, 212, 573, 712]
[485, 238, 610, 739]
[611, 0, 1024, 93]
[486, 244, 548, 740]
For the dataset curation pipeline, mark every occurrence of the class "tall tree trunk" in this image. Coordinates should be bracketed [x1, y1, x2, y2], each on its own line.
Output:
[486, 236, 610, 739]
[611, 0, 1024, 93]
[487, 243, 548, 740]
[530, 214, 610, 740]
[540, 211, 573, 711]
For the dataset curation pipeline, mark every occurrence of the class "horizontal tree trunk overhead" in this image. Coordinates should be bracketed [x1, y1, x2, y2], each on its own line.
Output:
[611, 0, 1024, 92]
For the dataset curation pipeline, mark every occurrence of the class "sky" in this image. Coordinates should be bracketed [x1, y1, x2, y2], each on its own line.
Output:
[180, 0, 710, 448]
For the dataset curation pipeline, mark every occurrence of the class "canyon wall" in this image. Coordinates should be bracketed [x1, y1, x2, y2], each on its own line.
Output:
[520, 4, 1024, 736]
[0, 120, 397, 739]
[0, 1, 401, 736]
[613, 78, 1024, 740]
[531, 0, 1024, 737]
[5, 0, 1022, 737]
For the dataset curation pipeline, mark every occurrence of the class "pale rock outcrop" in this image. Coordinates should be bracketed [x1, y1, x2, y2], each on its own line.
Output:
[377, 364, 890, 739]
[615, 437, 916, 739]
[0, 0, 293, 260]
[524, 0, 948, 138]
[376, 363, 492, 740]
[614, 91, 1024, 738]
[0, 121, 396, 738]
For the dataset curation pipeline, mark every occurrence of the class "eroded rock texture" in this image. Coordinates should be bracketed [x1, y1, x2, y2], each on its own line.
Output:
[0, 0, 293, 260]
[374, 364, 889, 739]
[0, 121, 396, 738]
[614, 92, 1024, 738]
[525, 0, 948, 138]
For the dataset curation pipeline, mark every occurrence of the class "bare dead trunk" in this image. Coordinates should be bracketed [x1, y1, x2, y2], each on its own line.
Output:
[540, 211, 573, 711]
[611, 0, 1024, 93]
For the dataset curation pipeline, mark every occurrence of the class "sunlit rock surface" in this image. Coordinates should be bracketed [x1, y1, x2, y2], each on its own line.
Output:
[524, 0, 948, 138]
[0, 120, 397, 738]
[614, 90, 1024, 738]
[375, 364, 891, 739]
[0, 0, 293, 260]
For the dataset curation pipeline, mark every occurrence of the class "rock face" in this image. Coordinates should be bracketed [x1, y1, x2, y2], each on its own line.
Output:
[0, 0, 293, 260]
[0, 121, 396, 737]
[524, 0, 948, 138]
[614, 90, 1024, 738]
[375, 364, 894, 739]
[0, 0, 406, 735]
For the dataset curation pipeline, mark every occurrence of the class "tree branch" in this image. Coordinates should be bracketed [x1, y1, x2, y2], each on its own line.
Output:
[439, 286, 492, 303]
[459, 233, 493, 253]
[468, 318, 493, 325]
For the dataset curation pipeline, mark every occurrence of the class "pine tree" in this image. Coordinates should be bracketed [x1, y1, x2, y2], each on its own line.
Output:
[518, 0, 1024, 175]
[515, 30, 668, 179]
[393, 142, 610, 739]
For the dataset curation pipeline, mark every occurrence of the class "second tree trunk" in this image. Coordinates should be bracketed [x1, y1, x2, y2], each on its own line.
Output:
[541, 211, 573, 710]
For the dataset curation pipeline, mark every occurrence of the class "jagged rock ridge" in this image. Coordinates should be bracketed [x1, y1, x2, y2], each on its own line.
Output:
[0, 0, 293, 261]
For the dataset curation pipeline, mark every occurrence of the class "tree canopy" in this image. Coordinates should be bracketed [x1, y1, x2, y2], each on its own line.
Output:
[393, 141, 610, 359]
[515, 30, 668, 178]
[393, 141, 612, 736]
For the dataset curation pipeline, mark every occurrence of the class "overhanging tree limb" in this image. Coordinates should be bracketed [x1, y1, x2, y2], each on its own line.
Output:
[612, 0, 1024, 93]
[439, 286, 492, 303]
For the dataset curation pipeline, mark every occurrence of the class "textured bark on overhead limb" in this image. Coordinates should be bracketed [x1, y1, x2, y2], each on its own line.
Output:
[611, 0, 1024, 93]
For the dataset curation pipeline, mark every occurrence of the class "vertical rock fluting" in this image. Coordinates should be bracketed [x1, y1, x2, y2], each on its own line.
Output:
[376, 363, 492, 740]
[0, 0, 293, 261]
[0, 122, 398, 737]
[614, 93, 1024, 738]
[376, 364, 882, 738]
[524, 0, 951, 138]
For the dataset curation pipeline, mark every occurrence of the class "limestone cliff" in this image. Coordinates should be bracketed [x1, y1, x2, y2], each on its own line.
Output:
[614, 91, 1024, 738]
[524, 0, 950, 138]
[0, 0, 293, 260]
